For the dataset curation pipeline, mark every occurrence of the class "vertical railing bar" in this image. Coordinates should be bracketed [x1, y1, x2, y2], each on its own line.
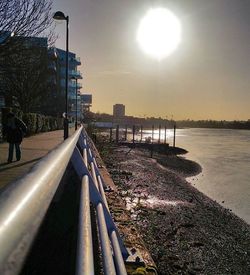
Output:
[110, 231, 127, 275]
[96, 202, 116, 275]
[76, 175, 94, 275]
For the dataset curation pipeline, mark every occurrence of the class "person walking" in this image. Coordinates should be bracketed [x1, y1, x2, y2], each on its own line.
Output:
[3, 112, 27, 163]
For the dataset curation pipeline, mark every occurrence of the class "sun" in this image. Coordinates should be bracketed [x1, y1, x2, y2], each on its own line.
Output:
[137, 7, 181, 60]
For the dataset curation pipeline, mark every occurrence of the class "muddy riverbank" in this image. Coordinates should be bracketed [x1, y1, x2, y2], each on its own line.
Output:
[97, 142, 250, 275]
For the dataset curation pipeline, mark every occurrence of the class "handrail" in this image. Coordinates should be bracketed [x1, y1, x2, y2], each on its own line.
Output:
[0, 127, 132, 275]
[0, 127, 82, 275]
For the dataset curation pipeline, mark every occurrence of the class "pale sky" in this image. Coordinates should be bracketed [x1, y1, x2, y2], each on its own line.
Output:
[52, 0, 250, 120]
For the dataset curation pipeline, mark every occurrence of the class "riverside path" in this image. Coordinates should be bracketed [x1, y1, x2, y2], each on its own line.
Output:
[0, 128, 74, 189]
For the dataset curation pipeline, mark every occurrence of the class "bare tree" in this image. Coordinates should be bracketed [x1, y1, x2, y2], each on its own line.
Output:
[0, 0, 55, 46]
[4, 41, 49, 112]
[0, 0, 56, 113]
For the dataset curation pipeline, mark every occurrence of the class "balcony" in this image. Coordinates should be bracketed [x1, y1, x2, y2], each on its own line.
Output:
[69, 70, 82, 79]
[69, 82, 82, 89]
[69, 56, 81, 65]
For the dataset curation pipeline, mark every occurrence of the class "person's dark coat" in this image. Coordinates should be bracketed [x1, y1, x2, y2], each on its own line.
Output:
[4, 117, 27, 144]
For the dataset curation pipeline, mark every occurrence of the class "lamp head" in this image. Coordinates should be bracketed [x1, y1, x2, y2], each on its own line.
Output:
[53, 11, 67, 20]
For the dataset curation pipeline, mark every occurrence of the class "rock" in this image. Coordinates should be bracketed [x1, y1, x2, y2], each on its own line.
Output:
[190, 241, 204, 247]
[173, 263, 183, 270]
[168, 255, 179, 261]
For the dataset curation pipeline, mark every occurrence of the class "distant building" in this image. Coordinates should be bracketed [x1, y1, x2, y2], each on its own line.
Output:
[80, 94, 92, 114]
[113, 104, 125, 117]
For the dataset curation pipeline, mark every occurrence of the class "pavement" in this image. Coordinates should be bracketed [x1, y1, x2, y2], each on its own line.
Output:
[0, 129, 74, 189]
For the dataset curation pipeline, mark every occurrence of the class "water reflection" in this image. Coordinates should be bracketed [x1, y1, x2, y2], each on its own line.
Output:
[177, 128, 250, 224]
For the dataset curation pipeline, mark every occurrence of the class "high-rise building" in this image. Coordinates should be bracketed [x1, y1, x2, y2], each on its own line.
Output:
[48, 48, 82, 119]
[113, 104, 125, 117]
[0, 33, 83, 137]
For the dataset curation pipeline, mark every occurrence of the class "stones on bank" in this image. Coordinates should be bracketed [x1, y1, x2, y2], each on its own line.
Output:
[98, 143, 250, 275]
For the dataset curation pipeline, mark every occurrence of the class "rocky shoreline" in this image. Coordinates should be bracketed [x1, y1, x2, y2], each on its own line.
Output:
[97, 142, 250, 275]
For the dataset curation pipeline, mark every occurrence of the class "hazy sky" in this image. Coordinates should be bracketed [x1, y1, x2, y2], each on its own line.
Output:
[52, 0, 250, 120]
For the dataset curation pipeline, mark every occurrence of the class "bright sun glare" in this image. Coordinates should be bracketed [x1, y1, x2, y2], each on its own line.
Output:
[137, 7, 181, 60]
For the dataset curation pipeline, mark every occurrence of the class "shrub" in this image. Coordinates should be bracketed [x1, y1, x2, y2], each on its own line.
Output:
[36, 114, 43, 133]
[41, 116, 50, 132]
[22, 113, 37, 135]
[56, 117, 64, 129]
[49, 116, 57, 131]
[1, 108, 64, 140]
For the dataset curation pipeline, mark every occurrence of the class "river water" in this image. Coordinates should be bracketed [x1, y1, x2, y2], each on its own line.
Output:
[143, 128, 250, 224]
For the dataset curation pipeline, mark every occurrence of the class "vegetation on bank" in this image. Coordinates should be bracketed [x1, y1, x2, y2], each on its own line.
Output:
[1, 107, 63, 139]
[87, 111, 250, 130]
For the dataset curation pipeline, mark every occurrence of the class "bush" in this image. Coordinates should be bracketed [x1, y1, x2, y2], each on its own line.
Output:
[56, 117, 64, 129]
[41, 116, 50, 132]
[49, 116, 57, 131]
[1, 108, 64, 140]
[36, 114, 43, 133]
[22, 113, 37, 135]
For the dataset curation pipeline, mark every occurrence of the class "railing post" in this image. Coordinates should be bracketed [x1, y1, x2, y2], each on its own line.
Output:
[116, 125, 119, 143]
[158, 124, 161, 143]
[173, 123, 176, 148]
[164, 125, 167, 144]
[132, 125, 135, 144]
[152, 125, 154, 143]
[125, 125, 127, 141]
[109, 127, 112, 143]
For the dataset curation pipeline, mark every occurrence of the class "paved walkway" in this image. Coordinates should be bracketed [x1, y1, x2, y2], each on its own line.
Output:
[0, 129, 74, 189]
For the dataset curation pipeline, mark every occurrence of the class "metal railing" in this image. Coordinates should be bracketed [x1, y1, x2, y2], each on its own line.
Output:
[0, 127, 130, 275]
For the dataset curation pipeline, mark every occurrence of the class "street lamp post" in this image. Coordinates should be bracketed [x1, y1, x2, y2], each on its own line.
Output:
[71, 76, 78, 130]
[53, 11, 69, 139]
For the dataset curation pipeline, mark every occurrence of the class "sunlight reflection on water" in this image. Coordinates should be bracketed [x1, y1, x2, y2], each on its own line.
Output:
[176, 128, 250, 224]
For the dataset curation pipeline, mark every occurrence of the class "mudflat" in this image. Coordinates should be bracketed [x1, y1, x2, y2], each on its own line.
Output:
[99, 143, 250, 275]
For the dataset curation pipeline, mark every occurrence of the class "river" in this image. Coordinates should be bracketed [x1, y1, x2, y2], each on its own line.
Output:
[143, 128, 250, 224]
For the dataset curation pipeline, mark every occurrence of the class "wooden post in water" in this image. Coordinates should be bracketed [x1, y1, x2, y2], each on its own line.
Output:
[132, 125, 135, 143]
[109, 127, 112, 143]
[116, 125, 119, 143]
[173, 124, 176, 148]
[125, 125, 128, 141]
[140, 125, 143, 142]
[152, 125, 154, 143]
[158, 125, 161, 143]
[164, 125, 167, 144]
